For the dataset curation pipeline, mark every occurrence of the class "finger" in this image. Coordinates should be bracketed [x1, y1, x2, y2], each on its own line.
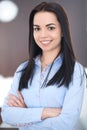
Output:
[17, 91, 24, 103]
[17, 92, 26, 108]
[7, 99, 18, 107]
[8, 94, 21, 106]
[8, 93, 18, 100]
[7, 93, 26, 108]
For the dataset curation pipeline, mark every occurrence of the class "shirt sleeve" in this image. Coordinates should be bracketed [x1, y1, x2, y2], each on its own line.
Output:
[37, 63, 86, 130]
[1, 62, 44, 126]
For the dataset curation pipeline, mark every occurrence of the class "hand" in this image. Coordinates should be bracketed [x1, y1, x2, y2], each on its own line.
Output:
[7, 91, 26, 108]
[41, 108, 62, 120]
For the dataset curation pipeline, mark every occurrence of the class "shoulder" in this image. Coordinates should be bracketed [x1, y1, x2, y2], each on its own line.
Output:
[16, 60, 29, 72]
[69, 62, 86, 89]
[73, 61, 85, 80]
[12, 61, 29, 83]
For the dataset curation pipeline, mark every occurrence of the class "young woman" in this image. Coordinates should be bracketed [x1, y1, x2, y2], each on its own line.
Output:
[1, 2, 86, 130]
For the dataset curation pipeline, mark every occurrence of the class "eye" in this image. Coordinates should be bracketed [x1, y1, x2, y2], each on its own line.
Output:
[48, 26, 55, 31]
[33, 27, 40, 32]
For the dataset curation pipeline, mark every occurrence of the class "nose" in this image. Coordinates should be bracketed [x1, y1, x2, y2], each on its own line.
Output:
[40, 29, 47, 38]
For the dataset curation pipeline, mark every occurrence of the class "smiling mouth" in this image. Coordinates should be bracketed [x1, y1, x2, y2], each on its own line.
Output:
[40, 40, 52, 45]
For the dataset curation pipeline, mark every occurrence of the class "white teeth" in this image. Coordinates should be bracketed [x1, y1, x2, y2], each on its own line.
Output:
[41, 41, 50, 44]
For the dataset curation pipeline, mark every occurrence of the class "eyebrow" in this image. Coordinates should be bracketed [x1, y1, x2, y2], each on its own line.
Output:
[46, 23, 56, 27]
[33, 23, 56, 27]
[33, 25, 39, 27]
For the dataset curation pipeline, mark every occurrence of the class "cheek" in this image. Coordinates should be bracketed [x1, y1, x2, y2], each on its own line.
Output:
[54, 31, 62, 40]
[33, 34, 40, 46]
[33, 33, 38, 42]
[33, 33, 36, 40]
[52, 35, 60, 41]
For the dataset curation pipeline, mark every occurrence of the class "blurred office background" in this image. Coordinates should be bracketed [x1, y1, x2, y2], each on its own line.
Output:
[0, 0, 87, 77]
[0, 0, 87, 129]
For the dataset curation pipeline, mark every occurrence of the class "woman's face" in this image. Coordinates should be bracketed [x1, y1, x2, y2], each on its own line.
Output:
[33, 11, 62, 54]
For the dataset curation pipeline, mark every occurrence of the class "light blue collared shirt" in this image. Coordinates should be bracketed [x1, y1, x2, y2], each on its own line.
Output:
[1, 54, 86, 130]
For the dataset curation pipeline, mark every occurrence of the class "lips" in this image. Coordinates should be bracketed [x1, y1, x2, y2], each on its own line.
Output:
[40, 40, 52, 45]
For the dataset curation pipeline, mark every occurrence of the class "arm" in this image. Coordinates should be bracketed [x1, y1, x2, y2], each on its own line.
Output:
[7, 91, 61, 119]
[37, 63, 86, 130]
[1, 62, 61, 126]
[41, 108, 61, 120]
[2, 91, 61, 126]
[6, 91, 61, 120]
[1, 62, 42, 126]
[1, 86, 44, 126]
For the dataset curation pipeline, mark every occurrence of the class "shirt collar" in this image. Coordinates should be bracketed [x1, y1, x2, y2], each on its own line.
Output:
[34, 53, 63, 67]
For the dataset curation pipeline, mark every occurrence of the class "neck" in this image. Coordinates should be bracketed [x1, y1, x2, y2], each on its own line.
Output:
[41, 51, 60, 70]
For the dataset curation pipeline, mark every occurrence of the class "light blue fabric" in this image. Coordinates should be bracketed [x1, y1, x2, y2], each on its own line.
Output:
[1, 54, 86, 130]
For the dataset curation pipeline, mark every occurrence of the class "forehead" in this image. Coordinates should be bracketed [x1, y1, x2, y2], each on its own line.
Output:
[33, 11, 58, 25]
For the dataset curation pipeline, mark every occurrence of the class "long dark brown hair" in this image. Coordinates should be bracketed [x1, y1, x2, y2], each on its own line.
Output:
[18, 2, 75, 91]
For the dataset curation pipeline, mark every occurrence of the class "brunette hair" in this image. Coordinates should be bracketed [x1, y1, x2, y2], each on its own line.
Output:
[18, 2, 75, 91]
